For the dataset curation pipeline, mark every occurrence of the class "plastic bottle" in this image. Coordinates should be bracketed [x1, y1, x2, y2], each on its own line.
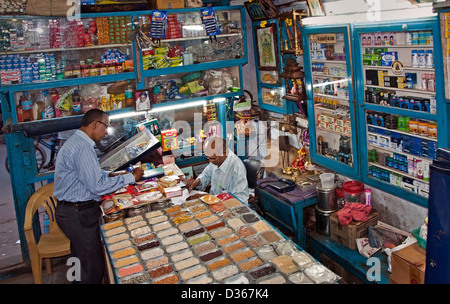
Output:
[416, 159, 423, 179]
[50, 89, 62, 118]
[418, 50, 426, 68]
[365, 189, 371, 206]
[411, 50, 418, 67]
[421, 74, 427, 91]
[427, 74, 435, 92]
[21, 92, 33, 122]
[42, 90, 55, 119]
[426, 50, 434, 68]
[72, 89, 81, 114]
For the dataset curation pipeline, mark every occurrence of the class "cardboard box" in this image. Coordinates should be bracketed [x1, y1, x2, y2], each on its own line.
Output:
[156, 0, 184, 9]
[160, 185, 183, 198]
[330, 210, 380, 250]
[161, 129, 178, 152]
[390, 243, 426, 284]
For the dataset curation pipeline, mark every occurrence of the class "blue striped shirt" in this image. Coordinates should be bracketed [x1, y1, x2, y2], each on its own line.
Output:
[198, 149, 249, 203]
[54, 129, 135, 202]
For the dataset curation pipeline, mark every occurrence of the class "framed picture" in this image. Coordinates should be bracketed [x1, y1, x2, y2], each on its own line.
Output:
[134, 89, 151, 111]
[307, 0, 325, 17]
[244, 1, 268, 21]
[255, 24, 279, 70]
[260, 70, 280, 85]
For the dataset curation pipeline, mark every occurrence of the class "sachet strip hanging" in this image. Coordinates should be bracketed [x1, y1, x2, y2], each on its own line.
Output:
[201, 7, 220, 43]
[150, 10, 168, 45]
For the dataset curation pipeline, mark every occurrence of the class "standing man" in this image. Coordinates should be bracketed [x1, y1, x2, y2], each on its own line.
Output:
[186, 135, 249, 203]
[54, 109, 143, 284]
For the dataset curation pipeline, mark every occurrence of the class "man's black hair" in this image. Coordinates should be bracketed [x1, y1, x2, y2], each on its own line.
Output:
[81, 109, 108, 127]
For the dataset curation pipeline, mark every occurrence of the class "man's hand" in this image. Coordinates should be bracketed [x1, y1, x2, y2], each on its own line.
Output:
[186, 178, 201, 193]
[132, 167, 144, 181]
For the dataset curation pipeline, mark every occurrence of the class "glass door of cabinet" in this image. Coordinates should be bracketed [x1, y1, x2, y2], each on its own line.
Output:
[303, 25, 359, 178]
[353, 18, 442, 207]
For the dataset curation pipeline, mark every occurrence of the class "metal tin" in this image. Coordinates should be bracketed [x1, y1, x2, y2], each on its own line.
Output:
[315, 205, 336, 236]
[316, 184, 337, 211]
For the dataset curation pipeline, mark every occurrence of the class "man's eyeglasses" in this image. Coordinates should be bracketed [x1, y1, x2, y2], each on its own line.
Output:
[96, 121, 110, 128]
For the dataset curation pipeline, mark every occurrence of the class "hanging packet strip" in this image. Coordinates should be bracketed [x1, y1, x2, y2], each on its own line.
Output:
[201, 7, 220, 37]
[150, 10, 168, 39]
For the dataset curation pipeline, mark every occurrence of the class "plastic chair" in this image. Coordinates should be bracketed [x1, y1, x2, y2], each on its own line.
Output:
[24, 182, 70, 284]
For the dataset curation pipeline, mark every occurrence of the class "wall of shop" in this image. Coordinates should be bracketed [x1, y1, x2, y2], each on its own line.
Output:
[233, 0, 435, 231]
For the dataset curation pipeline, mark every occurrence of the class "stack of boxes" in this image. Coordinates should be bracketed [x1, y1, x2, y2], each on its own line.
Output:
[96, 17, 111, 45]
[317, 113, 352, 137]
[106, 16, 132, 45]
[166, 14, 181, 39]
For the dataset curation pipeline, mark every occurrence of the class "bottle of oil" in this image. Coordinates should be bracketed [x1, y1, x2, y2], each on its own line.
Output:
[21, 92, 33, 122]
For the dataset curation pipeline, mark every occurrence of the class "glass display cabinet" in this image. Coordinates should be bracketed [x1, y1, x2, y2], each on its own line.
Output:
[136, 6, 247, 110]
[303, 24, 359, 179]
[353, 18, 442, 207]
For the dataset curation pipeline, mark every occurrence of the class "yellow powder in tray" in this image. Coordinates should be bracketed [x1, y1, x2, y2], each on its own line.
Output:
[115, 255, 139, 268]
[112, 247, 136, 260]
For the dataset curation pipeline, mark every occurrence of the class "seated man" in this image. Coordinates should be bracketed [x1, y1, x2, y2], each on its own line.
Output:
[186, 135, 249, 203]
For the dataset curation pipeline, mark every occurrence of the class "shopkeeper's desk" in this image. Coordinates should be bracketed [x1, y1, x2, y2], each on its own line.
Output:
[307, 231, 390, 284]
[257, 187, 317, 249]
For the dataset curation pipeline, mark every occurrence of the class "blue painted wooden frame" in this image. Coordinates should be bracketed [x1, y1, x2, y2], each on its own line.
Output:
[302, 24, 360, 179]
[353, 17, 442, 208]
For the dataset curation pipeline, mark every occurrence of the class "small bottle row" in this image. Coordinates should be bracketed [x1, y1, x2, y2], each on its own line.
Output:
[368, 165, 429, 198]
[368, 149, 430, 181]
[366, 113, 437, 138]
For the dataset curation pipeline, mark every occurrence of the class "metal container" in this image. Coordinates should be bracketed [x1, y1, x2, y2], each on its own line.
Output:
[315, 205, 336, 236]
[316, 184, 337, 211]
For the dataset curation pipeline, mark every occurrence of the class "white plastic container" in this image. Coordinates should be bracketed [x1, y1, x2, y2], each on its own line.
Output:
[319, 173, 335, 189]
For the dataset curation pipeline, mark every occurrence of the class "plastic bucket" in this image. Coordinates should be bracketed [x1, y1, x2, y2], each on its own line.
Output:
[319, 173, 335, 188]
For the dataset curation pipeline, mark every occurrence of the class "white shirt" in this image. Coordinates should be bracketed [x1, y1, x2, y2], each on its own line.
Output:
[198, 149, 249, 203]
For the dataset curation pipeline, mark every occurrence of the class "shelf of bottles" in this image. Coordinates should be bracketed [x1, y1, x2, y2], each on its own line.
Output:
[360, 29, 437, 200]
[308, 32, 353, 166]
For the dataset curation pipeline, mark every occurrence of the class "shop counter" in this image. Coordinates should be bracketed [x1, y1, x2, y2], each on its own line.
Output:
[307, 230, 390, 284]
[100, 194, 340, 284]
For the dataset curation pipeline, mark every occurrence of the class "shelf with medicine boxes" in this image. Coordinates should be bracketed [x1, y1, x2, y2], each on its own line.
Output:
[353, 17, 444, 207]
[303, 24, 359, 179]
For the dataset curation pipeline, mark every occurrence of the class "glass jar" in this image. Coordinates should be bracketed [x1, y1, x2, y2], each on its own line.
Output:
[427, 123, 437, 138]
[418, 121, 428, 135]
[336, 187, 345, 209]
[103, 209, 125, 223]
[408, 119, 418, 134]
[342, 181, 365, 204]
